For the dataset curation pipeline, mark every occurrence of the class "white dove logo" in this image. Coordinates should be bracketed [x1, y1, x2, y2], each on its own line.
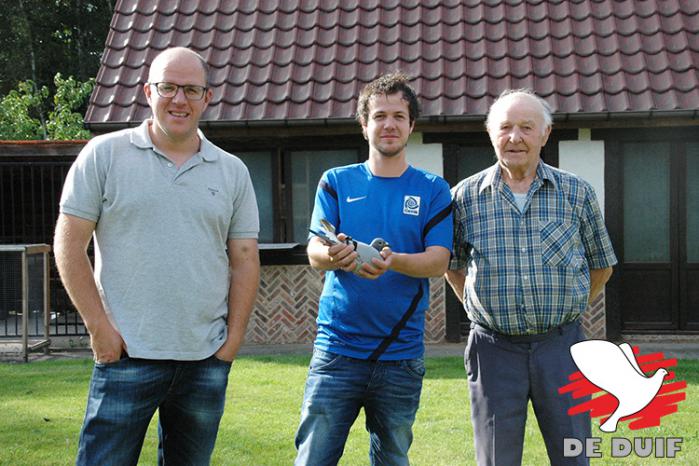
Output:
[569, 340, 668, 433]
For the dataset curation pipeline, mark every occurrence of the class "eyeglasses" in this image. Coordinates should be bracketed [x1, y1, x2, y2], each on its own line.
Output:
[149, 82, 207, 100]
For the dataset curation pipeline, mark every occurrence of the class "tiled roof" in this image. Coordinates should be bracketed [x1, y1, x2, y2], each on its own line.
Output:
[86, 0, 699, 126]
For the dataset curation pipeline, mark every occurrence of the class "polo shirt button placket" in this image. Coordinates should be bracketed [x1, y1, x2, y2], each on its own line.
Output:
[167, 162, 176, 183]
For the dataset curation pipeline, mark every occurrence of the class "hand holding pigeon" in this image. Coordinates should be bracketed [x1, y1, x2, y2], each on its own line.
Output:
[309, 219, 390, 277]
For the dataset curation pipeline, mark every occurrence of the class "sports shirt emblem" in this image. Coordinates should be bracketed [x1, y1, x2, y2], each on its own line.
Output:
[403, 195, 420, 215]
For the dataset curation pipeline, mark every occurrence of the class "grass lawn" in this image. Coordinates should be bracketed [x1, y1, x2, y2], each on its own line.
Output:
[1, 355, 697, 465]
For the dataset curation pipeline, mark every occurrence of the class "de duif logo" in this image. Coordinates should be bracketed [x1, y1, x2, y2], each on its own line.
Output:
[559, 340, 686, 432]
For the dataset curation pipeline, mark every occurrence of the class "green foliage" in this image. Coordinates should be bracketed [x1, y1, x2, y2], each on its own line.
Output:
[0, 1, 111, 140]
[0, 74, 93, 140]
[46, 73, 95, 140]
[0, 80, 48, 140]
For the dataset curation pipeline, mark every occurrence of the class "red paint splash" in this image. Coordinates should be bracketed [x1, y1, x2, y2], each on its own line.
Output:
[558, 346, 686, 430]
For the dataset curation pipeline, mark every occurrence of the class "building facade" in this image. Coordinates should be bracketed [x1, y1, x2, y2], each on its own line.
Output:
[3, 0, 699, 344]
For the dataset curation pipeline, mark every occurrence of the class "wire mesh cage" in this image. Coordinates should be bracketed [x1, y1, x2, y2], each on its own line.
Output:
[0, 244, 51, 361]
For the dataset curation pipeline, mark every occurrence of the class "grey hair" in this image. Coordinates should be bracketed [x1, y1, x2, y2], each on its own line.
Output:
[485, 89, 552, 134]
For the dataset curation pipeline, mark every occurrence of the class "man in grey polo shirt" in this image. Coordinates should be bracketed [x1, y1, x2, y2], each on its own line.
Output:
[54, 47, 260, 465]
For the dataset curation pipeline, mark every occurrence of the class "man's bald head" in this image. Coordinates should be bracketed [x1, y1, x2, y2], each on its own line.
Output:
[148, 47, 209, 87]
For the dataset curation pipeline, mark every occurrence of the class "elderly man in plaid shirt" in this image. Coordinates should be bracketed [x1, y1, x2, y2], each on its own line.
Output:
[445, 89, 617, 466]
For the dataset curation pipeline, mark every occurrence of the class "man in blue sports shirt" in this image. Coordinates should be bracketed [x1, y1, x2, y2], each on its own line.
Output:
[294, 72, 453, 466]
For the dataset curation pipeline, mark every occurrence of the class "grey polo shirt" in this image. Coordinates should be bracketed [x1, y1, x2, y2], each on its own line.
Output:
[59, 120, 259, 360]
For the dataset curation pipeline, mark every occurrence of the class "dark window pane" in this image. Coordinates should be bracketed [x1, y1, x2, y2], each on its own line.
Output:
[237, 152, 274, 243]
[687, 143, 699, 263]
[291, 150, 357, 244]
[623, 143, 670, 262]
[457, 146, 495, 182]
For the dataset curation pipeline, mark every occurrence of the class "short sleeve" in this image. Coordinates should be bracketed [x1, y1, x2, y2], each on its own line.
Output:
[59, 140, 105, 222]
[423, 178, 453, 250]
[228, 163, 260, 239]
[308, 170, 340, 240]
[579, 184, 617, 269]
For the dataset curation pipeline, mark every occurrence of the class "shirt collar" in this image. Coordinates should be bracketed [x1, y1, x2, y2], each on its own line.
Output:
[478, 159, 558, 194]
[537, 161, 559, 190]
[129, 119, 218, 162]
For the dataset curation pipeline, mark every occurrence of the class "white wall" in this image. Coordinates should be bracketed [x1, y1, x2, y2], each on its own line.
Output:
[558, 129, 606, 213]
[405, 132, 443, 177]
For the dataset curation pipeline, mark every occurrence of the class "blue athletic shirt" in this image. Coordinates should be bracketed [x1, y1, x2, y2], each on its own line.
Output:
[309, 162, 453, 360]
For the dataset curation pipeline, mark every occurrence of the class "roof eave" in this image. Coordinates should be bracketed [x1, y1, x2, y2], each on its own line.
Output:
[85, 110, 699, 134]
[85, 117, 358, 131]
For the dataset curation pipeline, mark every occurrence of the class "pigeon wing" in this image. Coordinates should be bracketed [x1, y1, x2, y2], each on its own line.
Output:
[570, 340, 635, 393]
[619, 342, 645, 377]
[354, 241, 383, 266]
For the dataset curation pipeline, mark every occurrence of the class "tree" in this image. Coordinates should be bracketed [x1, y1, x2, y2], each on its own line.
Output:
[0, 1, 113, 97]
[0, 74, 94, 140]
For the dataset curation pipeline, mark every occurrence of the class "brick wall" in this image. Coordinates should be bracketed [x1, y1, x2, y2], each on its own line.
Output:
[582, 291, 606, 339]
[245, 265, 447, 344]
[246, 265, 608, 344]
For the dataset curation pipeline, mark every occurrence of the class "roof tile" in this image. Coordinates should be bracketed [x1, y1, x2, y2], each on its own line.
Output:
[628, 91, 655, 111]
[579, 73, 604, 96]
[617, 52, 646, 74]
[603, 72, 628, 94]
[87, 0, 699, 125]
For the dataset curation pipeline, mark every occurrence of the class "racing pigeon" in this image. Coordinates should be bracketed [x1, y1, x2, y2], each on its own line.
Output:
[309, 219, 389, 275]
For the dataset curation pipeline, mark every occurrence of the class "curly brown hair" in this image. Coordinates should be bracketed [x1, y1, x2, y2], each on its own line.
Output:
[356, 71, 420, 125]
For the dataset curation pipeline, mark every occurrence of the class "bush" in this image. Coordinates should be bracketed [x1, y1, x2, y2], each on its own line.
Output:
[0, 73, 93, 140]
[0, 80, 48, 139]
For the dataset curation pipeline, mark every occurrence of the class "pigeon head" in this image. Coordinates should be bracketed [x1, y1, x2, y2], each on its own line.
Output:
[370, 238, 389, 251]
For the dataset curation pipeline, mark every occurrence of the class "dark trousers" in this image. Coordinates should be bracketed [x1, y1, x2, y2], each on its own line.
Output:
[465, 321, 591, 466]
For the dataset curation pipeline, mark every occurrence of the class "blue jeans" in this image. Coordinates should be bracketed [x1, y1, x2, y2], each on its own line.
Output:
[294, 348, 425, 466]
[76, 355, 232, 466]
[466, 321, 591, 466]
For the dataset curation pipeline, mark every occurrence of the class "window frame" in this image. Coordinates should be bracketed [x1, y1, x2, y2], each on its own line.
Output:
[214, 135, 368, 264]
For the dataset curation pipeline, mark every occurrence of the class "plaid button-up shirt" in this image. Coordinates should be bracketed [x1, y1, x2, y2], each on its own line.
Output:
[449, 161, 617, 335]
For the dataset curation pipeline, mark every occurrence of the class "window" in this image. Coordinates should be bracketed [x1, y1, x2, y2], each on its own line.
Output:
[236, 151, 274, 243]
[441, 144, 496, 187]
[290, 150, 357, 244]
[687, 143, 699, 263]
[622, 143, 671, 262]
[220, 139, 363, 248]
[424, 133, 495, 188]
[453, 145, 496, 184]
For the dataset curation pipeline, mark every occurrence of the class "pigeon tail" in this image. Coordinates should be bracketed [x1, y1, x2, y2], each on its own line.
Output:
[600, 413, 622, 433]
